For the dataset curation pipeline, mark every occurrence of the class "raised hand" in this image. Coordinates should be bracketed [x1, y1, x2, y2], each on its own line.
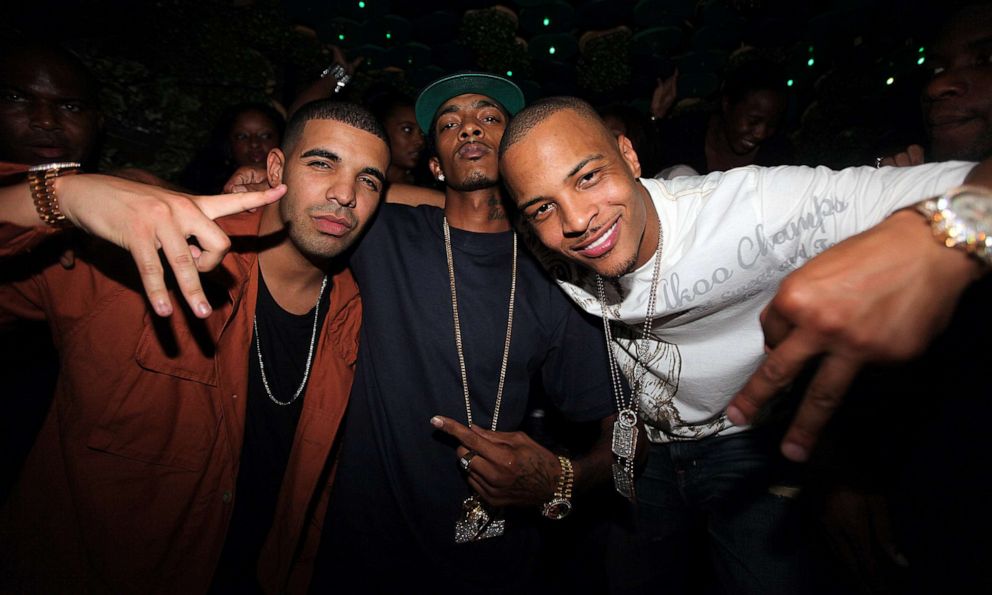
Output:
[55, 174, 285, 318]
[727, 210, 982, 462]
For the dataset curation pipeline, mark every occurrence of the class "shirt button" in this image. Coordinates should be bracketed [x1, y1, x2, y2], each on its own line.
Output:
[222, 490, 232, 503]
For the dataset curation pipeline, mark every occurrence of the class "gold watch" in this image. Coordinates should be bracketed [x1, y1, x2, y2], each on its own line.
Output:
[914, 185, 992, 267]
[541, 456, 573, 520]
[27, 162, 81, 227]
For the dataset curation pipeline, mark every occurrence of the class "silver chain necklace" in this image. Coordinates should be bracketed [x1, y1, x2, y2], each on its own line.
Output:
[253, 274, 329, 407]
[595, 211, 663, 500]
[443, 217, 517, 543]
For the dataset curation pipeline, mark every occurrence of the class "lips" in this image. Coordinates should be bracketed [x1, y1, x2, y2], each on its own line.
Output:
[572, 219, 620, 259]
[927, 111, 977, 129]
[312, 215, 353, 237]
[27, 145, 70, 160]
[457, 142, 491, 160]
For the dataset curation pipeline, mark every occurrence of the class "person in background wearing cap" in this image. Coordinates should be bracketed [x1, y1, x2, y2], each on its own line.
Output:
[307, 73, 619, 593]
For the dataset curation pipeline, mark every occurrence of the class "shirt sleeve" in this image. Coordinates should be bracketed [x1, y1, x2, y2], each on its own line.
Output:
[754, 162, 974, 240]
[540, 291, 620, 423]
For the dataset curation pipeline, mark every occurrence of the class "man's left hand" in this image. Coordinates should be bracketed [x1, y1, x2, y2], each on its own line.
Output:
[727, 209, 983, 462]
[430, 415, 560, 508]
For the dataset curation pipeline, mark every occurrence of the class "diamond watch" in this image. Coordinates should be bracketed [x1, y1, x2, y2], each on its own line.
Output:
[541, 456, 574, 520]
[914, 185, 992, 267]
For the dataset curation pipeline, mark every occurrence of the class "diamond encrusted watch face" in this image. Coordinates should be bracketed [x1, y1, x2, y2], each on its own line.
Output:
[951, 191, 992, 236]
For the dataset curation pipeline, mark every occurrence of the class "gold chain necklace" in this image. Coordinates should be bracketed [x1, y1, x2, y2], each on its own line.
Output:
[443, 217, 517, 543]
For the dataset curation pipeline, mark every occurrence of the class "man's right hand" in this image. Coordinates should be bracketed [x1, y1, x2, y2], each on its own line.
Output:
[56, 174, 285, 318]
[878, 144, 925, 167]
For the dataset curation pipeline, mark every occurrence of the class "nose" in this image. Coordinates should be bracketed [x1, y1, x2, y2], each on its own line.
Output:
[29, 102, 60, 131]
[751, 123, 770, 142]
[459, 120, 483, 140]
[413, 129, 426, 150]
[558, 195, 597, 238]
[925, 67, 968, 102]
[327, 178, 357, 208]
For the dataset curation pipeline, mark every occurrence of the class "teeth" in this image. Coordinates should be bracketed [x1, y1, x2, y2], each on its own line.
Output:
[585, 222, 616, 252]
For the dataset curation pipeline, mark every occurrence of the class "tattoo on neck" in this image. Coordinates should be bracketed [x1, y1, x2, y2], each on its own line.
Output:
[488, 196, 507, 221]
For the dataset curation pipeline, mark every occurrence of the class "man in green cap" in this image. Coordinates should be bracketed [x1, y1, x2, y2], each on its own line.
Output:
[308, 73, 619, 593]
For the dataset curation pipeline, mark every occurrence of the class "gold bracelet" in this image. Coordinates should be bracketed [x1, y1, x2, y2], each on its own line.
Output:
[541, 455, 574, 520]
[27, 162, 81, 228]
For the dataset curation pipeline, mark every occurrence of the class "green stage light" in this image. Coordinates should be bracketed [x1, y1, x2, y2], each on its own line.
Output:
[807, 58, 814, 67]
[549, 46, 556, 55]
[787, 79, 794, 87]
[543, 17, 551, 26]
[506, 70, 513, 77]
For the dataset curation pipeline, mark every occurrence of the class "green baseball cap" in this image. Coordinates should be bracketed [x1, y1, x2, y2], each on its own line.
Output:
[414, 72, 526, 134]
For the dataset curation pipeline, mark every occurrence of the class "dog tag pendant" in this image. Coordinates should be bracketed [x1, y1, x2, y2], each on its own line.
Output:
[455, 495, 505, 543]
[612, 460, 636, 501]
[611, 409, 638, 460]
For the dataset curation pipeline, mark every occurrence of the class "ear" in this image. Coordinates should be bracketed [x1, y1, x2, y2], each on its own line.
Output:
[617, 134, 642, 178]
[267, 148, 286, 187]
[428, 156, 443, 181]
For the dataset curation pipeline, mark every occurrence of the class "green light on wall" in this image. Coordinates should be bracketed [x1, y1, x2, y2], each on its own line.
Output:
[543, 17, 551, 26]
[386, 32, 392, 39]
[338, 34, 346, 41]
[549, 46, 556, 55]
[886, 76, 895, 85]
[917, 56, 925, 65]
[807, 58, 815, 67]
[358, 1, 366, 8]
[506, 70, 513, 77]
[918, 46, 925, 53]
[787, 79, 794, 87]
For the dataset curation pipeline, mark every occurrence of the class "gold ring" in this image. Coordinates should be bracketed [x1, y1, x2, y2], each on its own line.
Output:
[459, 450, 479, 472]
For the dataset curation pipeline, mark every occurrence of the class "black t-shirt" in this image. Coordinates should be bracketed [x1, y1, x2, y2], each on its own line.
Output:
[210, 270, 330, 594]
[312, 205, 616, 594]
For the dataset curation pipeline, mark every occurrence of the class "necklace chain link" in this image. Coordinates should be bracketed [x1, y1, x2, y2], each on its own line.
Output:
[253, 274, 329, 407]
[443, 217, 517, 430]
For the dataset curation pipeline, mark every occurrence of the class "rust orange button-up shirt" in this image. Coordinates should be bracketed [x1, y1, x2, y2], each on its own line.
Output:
[0, 210, 359, 594]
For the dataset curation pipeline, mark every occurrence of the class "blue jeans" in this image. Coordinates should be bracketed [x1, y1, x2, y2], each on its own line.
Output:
[607, 430, 820, 594]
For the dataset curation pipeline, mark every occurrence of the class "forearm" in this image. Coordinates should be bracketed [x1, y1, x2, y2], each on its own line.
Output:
[0, 180, 44, 228]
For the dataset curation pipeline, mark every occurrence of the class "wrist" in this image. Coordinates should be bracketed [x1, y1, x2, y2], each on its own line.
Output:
[28, 162, 81, 228]
[541, 455, 573, 520]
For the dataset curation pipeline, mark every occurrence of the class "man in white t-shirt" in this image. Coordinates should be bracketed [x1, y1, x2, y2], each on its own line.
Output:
[499, 96, 989, 593]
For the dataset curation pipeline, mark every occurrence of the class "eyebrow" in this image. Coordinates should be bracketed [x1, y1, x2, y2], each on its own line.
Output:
[360, 166, 386, 184]
[435, 98, 506, 122]
[517, 153, 607, 211]
[300, 148, 340, 161]
[932, 34, 992, 60]
[567, 154, 605, 180]
[300, 148, 385, 184]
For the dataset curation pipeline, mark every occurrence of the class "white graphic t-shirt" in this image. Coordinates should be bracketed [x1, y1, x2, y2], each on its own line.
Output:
[550, 163, 973, 442]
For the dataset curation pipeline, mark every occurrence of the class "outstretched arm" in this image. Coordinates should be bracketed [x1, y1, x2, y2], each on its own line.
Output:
[429, 414, 616, 508]
[0, 173, 285, 318]
[728, 159, 992, 462]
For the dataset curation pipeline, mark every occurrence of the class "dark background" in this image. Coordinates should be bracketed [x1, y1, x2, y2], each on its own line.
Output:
[0, 0, 972, 179]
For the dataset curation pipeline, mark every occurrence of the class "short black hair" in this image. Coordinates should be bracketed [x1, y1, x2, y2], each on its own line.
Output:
[283, 100, 388, 152]
[499, 96, 600, 157]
